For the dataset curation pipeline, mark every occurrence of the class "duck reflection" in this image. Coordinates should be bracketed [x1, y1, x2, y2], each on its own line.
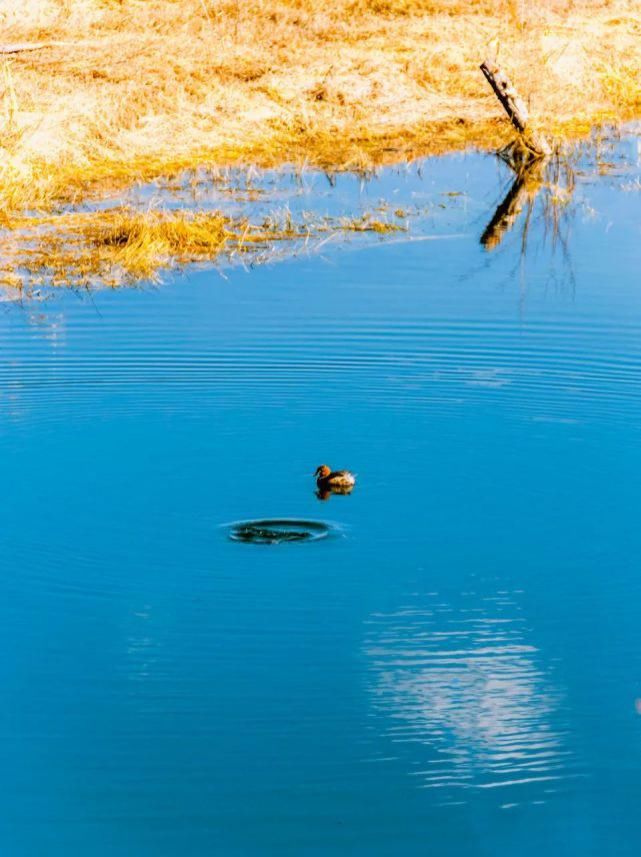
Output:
[364, 591, 572, 800]
[315, 484, 354, 501]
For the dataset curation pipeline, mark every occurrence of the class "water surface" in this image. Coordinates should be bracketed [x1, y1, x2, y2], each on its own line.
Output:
[2, 135, 641, 855]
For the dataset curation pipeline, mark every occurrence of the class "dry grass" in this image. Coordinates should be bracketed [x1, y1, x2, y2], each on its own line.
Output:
[0, 205, 406, 290]
[1, 0, 641, 211]
[1, 0, 640, 293]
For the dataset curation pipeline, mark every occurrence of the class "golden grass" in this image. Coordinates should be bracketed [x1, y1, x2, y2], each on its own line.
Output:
[1, 0, 641, 211]
[0, 206, 406, 290]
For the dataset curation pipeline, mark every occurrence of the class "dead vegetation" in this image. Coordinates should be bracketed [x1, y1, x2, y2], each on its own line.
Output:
[1, 0, 641, 211]
[1, 1, 640, 293]
[0, 205, 406, 290]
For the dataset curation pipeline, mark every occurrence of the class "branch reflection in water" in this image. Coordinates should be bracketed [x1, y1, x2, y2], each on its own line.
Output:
[481, 144, 577, 256]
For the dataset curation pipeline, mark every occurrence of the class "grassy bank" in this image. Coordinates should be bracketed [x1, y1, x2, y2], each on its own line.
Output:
[2, 0, 641, 210]
[0, 0, 638, 292]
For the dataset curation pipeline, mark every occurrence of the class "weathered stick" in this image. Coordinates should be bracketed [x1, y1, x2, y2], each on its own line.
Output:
[0, 42, 60, 55]
[480, 59, 552, 158]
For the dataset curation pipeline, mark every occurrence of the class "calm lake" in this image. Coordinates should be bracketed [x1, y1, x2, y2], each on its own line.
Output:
[2, 133, 641, 855]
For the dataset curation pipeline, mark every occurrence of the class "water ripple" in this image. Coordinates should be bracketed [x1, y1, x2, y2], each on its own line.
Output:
[1, 313, 640, 426]
[226, 518, 334, 544]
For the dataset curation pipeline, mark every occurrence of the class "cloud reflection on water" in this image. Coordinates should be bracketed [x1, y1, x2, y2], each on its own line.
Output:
[364, 591, 574, 803]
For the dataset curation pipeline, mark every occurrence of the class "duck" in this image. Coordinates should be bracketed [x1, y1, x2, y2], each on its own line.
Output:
[314, 464, 356, 492]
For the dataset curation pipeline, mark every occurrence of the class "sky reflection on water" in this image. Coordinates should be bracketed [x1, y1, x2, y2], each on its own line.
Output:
[365, 591, 572, 800]
[1, 130, 641, 855]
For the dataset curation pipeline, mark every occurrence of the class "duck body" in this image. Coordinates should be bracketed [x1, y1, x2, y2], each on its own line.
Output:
[314, 464, 356, 490]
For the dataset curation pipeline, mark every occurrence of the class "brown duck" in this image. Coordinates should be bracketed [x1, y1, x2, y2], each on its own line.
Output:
[314, 464, 356, 496]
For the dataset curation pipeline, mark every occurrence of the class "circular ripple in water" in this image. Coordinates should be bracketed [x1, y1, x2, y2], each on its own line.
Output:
[227, 518, 332, 545]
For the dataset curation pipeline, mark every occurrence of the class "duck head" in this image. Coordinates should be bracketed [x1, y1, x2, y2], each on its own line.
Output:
[314, 464, 331, 479]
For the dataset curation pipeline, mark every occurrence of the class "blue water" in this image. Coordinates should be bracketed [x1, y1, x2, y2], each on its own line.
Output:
[2, 140, 641, 855]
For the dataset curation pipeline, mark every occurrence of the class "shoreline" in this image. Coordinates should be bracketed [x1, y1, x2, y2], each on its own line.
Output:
[2, 1, 641, 210]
